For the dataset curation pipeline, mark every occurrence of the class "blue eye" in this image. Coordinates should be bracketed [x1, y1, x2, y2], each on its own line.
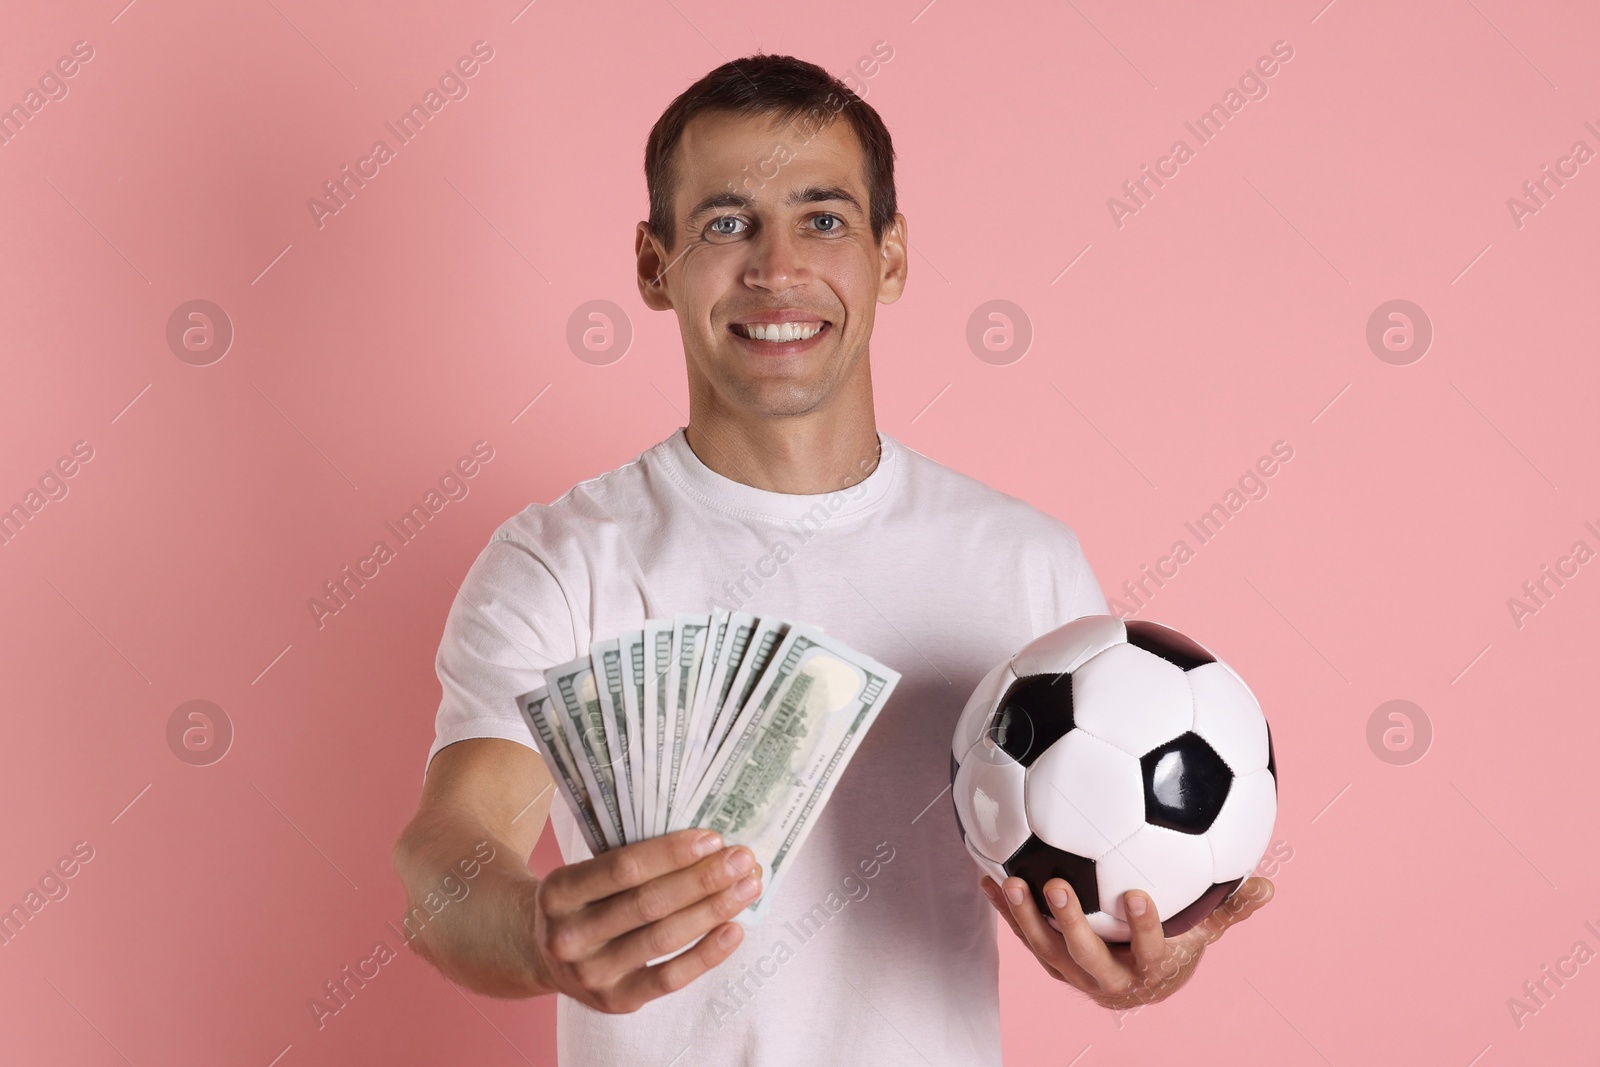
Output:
[812, 214, 842, 232]
[709, 216, 747, 236]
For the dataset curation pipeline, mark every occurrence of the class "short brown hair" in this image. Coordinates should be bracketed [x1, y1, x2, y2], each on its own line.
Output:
[644, 54, 898, 253]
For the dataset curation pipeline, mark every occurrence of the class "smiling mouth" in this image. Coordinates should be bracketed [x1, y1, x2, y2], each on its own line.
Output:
[729, 321, 829, 343]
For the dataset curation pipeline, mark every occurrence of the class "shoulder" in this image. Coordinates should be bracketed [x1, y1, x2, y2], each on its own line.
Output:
[888, 436, 1089, 556]
[889, 438, 1105, 630]
[486, 438, 666, 575]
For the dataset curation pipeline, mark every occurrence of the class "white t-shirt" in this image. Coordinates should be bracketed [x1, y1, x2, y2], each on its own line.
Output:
[428, 428, 1108, 1066]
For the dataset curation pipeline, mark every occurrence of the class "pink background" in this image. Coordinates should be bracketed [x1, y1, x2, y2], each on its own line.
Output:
[2, 0, 1596, 1064]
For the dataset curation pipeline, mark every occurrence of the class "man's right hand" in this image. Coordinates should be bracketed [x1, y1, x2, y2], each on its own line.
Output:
[393, 739, 763, 1010]
[527, 828, 763, 1014]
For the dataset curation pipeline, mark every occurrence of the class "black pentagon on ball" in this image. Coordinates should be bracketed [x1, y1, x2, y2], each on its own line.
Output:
[1140, 731, 1233, 834]
[988, 673, 1075, 767]
[1124, 619, 1216, 671]
[1162, 877, 1245, 936]
[1003, 835, 1098, 915]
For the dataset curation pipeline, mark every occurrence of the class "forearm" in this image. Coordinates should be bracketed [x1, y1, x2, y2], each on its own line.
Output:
[392, 805, 553, 998]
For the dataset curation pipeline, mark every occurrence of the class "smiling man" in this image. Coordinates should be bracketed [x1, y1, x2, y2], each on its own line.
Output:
[392, 54, 1271, 1066]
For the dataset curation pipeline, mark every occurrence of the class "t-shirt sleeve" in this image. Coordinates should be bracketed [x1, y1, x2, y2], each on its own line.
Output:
[1036, 520, 1110, 632]
[1064, 528, 1111, 619]
[426, 534, 579, 777]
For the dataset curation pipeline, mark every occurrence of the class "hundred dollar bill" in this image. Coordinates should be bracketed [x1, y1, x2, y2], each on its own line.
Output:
[688, 611, 730, 741]
[673, 620, 791, 830]
[514, 685, 607, 856]
[680, 625, 900, 925]
[680, 610, 728, 785]
[546, 653, 624, 849]
[697, 616, 787, 785]
[618, 628, 648, 839]
[661, 613, 711, 833]
[592, 638, 639, 843]
[681, 611, 754, 790]
[642, 619, 673, 836]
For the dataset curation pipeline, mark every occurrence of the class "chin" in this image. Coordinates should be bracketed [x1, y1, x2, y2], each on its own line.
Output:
[725, 379, 832, 418]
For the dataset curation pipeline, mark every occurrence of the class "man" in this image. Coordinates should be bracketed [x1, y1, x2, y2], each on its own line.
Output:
[392, 54, 1272, 1066]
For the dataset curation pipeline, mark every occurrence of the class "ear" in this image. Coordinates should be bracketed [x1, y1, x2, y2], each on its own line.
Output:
[876, 212, 909, 305]
[636, 222, 675, 311]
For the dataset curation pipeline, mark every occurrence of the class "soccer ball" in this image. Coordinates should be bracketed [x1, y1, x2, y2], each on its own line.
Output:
[951, 615, 1277, 941]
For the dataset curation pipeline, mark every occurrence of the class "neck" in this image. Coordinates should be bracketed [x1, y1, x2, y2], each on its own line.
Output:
[683, 384, 880, 496]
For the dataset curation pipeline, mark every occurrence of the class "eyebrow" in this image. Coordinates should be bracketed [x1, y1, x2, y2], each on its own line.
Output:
[685, 184, 864, 226]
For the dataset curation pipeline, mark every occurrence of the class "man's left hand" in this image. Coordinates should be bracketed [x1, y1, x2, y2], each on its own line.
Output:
[980, 874, 1273, 1011]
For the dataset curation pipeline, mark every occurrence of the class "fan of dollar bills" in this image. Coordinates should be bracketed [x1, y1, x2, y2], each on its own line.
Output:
[516, 613, 901, 926]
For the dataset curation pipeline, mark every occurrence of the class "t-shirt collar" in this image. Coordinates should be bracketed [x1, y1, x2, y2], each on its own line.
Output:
[655, 426, 899, 525]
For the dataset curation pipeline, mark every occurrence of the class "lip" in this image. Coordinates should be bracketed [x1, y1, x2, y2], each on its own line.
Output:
[730, 308, 830, 326]
[727, 319, 832, 355]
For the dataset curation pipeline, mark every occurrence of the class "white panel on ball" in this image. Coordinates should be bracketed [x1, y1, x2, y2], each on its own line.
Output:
[1080, 910, 1131, 942]
[1187, 662, 1269, 775]
[1206, 768, 1278, 881]
[953, 743, 1032, 863]
[1070, 643, 1194, 757]
[953, 661, 1015, 763]
[1096, 824, 1214, 925]
[1011, 614, 1126, 679]
[1023, 731, 1145, 861]
[963, 832, 1010, 887]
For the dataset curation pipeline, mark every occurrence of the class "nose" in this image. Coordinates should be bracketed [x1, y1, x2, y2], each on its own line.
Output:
[744, 224, 809, 292]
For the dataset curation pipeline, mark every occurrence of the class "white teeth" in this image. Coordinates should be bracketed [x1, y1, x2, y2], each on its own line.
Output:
[738, 322, 823, 342]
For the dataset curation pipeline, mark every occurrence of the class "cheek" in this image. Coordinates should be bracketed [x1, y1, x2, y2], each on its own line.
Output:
[819, 242, 880, 321]
[679, 247, 742, 323]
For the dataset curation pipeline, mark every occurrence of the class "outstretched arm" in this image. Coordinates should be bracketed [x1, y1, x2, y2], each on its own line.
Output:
[391, 737, 762, 1011]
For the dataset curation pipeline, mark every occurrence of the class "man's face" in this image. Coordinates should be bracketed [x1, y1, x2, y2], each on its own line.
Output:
[637, 109, 907, 419]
